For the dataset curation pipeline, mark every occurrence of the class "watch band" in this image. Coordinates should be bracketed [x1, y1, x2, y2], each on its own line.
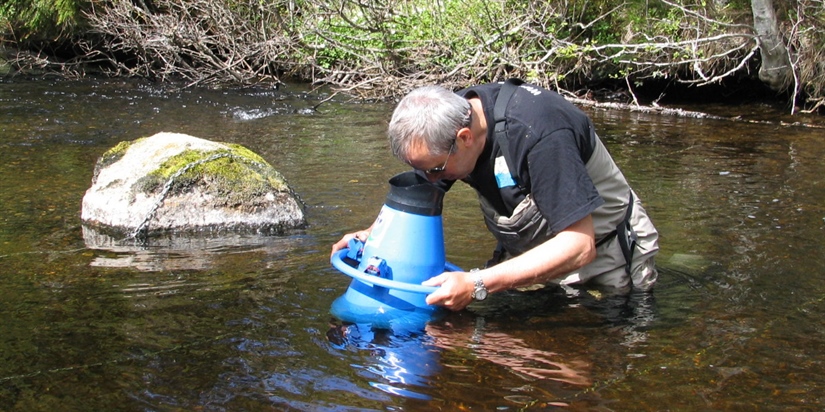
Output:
[471, 271, 488, 301]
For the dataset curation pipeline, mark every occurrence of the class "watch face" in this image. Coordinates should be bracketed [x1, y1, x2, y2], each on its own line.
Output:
[474, 287, 488, 301]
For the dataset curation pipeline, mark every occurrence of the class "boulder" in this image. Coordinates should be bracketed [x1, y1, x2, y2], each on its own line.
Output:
[81, 132, 306, 238]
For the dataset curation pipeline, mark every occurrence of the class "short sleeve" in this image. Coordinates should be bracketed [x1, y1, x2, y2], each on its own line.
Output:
[526, 129, 604, 236]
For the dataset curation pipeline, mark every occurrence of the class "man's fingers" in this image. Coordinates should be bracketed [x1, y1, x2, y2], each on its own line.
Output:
[421, 273, 447, 286]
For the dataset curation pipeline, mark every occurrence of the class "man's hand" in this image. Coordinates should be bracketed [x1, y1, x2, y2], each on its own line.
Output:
[422, 271, 475, 311]
[330, 229, 371, 259]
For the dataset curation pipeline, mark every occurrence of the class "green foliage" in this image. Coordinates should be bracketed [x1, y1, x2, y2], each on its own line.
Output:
[724, 0, 757, 11]
[0, 0, 89, 41]
[303, 0, 506, 72]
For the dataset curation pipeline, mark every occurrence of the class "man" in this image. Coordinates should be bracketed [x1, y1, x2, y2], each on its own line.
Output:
[332, 79, 659, 311]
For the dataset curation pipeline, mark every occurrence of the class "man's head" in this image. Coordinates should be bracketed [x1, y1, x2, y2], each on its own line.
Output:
[388, 86, 472, 180]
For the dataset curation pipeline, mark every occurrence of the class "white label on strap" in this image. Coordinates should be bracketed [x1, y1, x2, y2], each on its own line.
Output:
[494, 156, 517, 188]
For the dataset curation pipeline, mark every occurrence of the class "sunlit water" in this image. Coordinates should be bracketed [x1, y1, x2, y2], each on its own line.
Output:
[1, 78, 823, 411]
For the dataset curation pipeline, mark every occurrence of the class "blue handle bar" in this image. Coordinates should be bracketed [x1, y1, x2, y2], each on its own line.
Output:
[331, 248, 462, 294]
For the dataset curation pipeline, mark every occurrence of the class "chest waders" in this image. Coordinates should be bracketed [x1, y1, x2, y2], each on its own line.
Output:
[486, 79, 638, 275]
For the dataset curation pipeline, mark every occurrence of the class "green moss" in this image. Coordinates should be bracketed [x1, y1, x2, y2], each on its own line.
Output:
[134, 144, 290, 206]
[92, 138, 141, 181]
[100, 139, 138, 165]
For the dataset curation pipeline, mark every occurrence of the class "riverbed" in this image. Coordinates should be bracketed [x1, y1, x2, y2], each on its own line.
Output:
[1, 78, 823, 410]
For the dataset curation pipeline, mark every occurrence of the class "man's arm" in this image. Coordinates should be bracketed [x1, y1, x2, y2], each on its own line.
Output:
[423, 214, 596, 310]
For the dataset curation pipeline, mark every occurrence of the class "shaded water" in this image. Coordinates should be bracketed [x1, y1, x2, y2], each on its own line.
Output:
[1, 78, 823, 411]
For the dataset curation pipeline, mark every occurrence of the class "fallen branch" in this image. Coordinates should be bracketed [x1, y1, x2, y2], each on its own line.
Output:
[568, 97, 825, 129]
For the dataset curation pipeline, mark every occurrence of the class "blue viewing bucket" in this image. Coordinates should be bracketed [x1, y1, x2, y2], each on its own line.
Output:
[330, 171, 461, 329]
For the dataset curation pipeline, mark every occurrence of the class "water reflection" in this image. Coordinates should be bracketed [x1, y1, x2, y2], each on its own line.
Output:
[427, 317, 591, 385]
[324, 285, 660, 405]
[327, 321, 441, 400]
[82, 225, 306, 271]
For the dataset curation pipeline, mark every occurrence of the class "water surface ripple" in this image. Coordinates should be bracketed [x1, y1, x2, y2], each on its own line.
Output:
[1, 78, 823, 411]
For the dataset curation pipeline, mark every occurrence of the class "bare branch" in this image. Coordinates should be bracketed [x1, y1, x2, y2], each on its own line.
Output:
[67, 0, 821, 112]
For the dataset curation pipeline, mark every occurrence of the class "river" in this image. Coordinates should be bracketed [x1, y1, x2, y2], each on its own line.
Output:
[1, 78, 823, 411]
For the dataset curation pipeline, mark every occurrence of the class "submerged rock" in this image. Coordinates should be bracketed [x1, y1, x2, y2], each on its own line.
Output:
[81, 132, 306, 238]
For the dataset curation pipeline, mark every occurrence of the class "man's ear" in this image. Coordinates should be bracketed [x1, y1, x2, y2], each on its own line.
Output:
[456, 127, 473, 147]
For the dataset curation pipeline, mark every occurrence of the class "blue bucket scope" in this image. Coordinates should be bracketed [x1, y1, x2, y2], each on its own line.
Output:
[331, 171, 461, 329]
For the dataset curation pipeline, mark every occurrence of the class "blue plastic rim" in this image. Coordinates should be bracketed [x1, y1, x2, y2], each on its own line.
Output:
[330, 247, 461, 328]
[331, 248, 461, 294]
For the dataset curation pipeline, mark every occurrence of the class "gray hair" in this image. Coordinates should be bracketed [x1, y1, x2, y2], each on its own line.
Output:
[388, 85, 471, 161]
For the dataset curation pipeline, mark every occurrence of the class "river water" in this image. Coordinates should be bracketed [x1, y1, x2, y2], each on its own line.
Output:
[1, 78, 823, 411]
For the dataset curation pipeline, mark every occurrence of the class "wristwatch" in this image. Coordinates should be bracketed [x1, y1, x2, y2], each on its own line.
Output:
[471, 271, 488, 301]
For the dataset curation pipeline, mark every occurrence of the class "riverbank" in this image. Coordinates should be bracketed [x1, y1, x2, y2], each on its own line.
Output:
[3, 0, 824, 115]
[0, 43, 791, 111]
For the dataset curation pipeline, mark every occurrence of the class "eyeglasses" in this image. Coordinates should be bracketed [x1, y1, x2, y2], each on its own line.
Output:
[423, 139, 456, 175]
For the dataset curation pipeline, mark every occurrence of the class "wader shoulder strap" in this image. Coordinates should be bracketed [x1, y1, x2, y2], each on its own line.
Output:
[594, 191, 639, 275]
[493, 78, 527, 194]
[617, 191, 638, 275]
[486, 78, 526, 266]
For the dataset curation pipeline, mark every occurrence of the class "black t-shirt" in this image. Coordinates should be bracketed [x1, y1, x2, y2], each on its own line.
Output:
[453, 82, 604, 238]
